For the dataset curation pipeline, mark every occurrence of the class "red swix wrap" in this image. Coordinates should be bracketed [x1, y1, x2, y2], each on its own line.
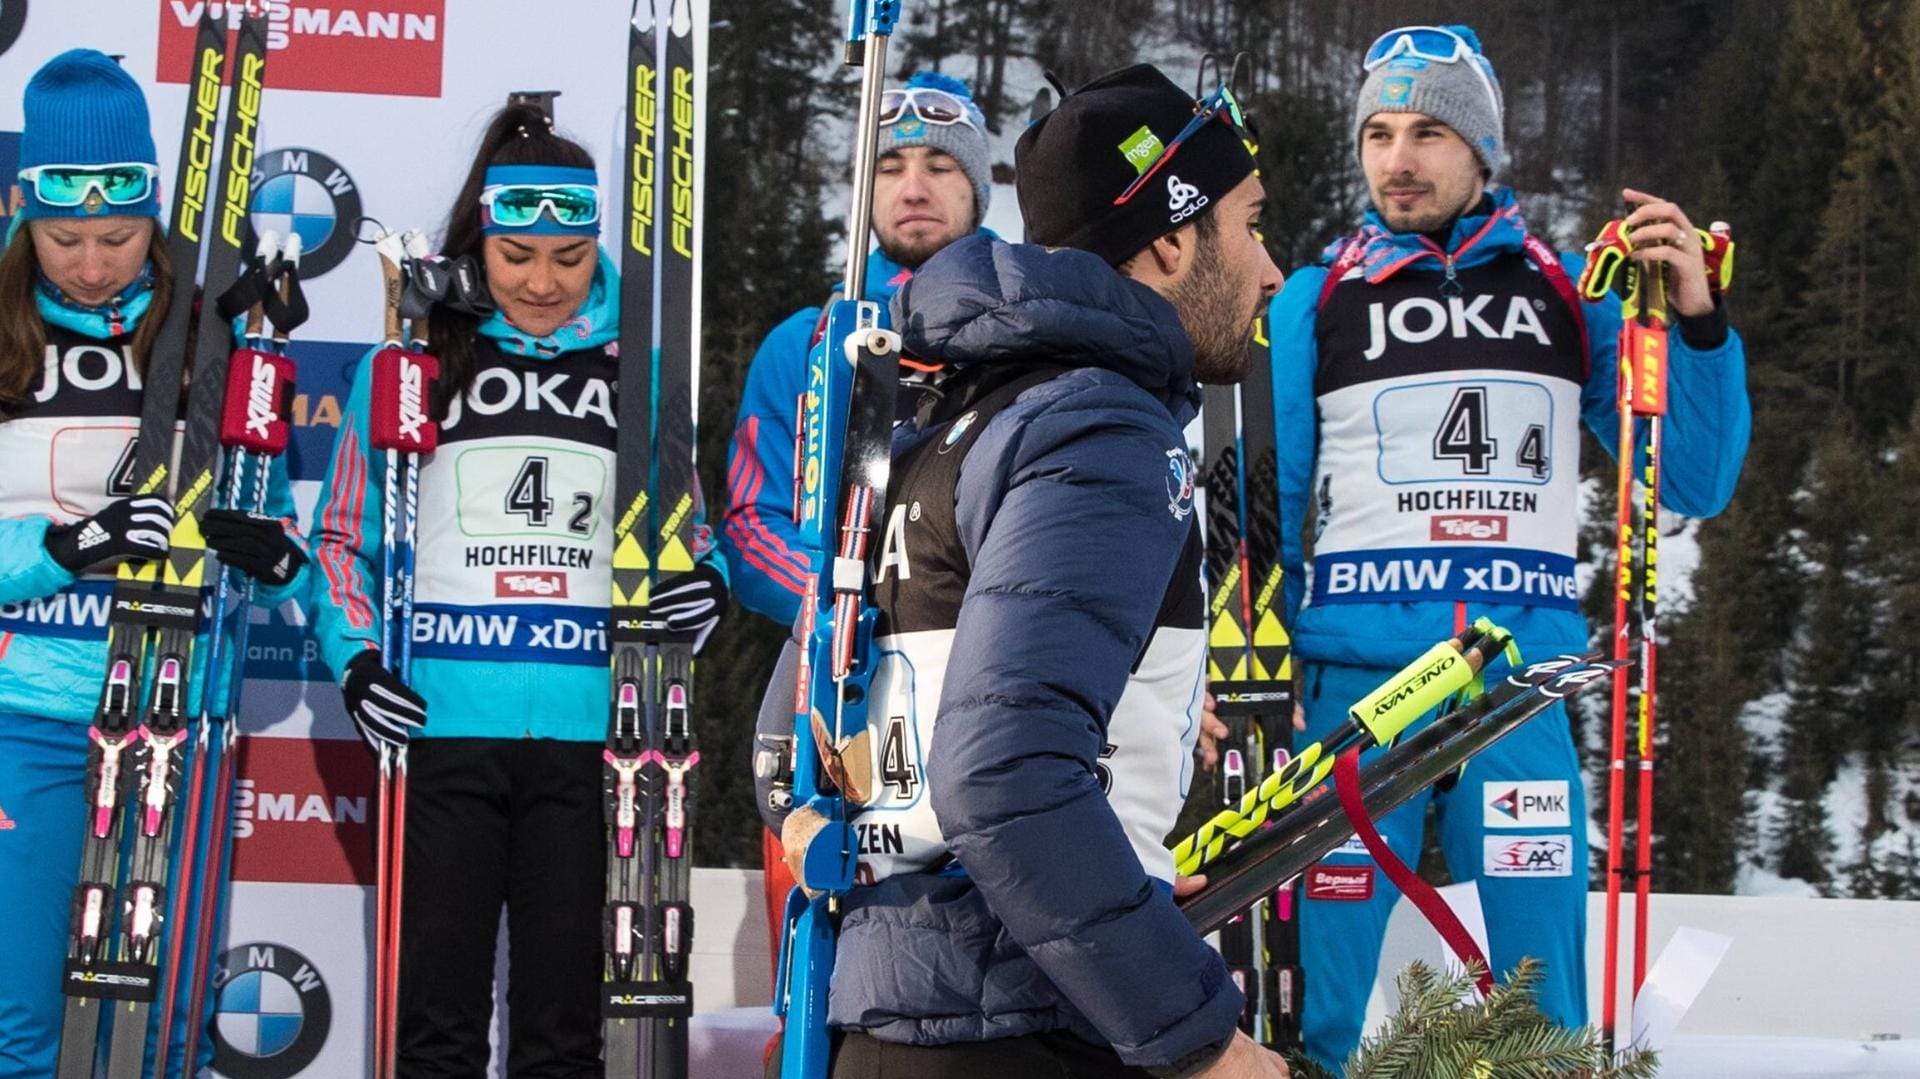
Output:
[219, 347, 296, 453]
[369, 347, 440, 453]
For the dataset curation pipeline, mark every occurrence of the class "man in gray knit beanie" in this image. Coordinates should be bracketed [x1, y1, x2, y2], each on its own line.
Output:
[1263, 20, 1750, 1074]
[872, 70, 993, 264]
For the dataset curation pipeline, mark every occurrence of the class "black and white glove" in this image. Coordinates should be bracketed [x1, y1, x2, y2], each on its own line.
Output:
[342, 650, 426, 756]
[44, 496, 174, 573]
[204, 509, 308, 588]
[649, 562, 728, 655]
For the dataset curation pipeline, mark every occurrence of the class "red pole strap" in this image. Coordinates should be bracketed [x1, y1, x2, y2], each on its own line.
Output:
[1332, 748, 1494, 995]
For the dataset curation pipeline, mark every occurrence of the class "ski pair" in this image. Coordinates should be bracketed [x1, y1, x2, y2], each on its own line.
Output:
[1199, 311, 1301, 1048]
[1579, 217, 1734, 1049]
[57, 7, 275, 1078]
[771, 3, 903, 1078]
[1178, 652, 1622, 935]
[366, 226, 442, 1079]
[602, 2, 706, 1076]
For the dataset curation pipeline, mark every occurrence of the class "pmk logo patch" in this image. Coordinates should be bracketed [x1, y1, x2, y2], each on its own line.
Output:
[1483, 834, 1573, 877]
[1165, 449, 1195, 520]
[1380, 75, 1415, 105]
[1483, 780, 1571, 828]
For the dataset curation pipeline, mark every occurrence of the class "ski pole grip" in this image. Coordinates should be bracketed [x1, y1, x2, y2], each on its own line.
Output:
[1348, 639, 1477, 745]
[219, 347, 296, 454]
[369, 347, 440, 453]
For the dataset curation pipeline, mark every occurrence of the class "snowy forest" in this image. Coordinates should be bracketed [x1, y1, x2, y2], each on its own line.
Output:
[686, 0, 1920, 903]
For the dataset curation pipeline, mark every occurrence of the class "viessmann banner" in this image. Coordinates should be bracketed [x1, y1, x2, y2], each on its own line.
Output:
[0, 4, 652, 1074]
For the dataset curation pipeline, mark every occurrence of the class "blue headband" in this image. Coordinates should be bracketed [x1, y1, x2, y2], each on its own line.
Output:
[480, 164, 601, 237]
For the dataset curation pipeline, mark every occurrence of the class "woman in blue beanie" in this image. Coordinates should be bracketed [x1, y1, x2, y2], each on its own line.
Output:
[0, 48, 311, 1078]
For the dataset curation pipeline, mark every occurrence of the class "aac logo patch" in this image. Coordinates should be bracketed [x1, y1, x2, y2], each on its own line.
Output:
[212, 942, 332, 1079]
[1483, 834, 1572, 877]
[1483, 780, 1571, 828]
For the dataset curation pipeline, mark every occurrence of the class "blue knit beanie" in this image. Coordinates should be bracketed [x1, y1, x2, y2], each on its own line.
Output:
[19, 49, 161, 221]
[879, 71, 992, 227]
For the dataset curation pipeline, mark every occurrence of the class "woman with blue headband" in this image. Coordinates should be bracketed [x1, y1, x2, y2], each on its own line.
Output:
[304, 102, 730, 1073]
[0, 48, 310, 1079]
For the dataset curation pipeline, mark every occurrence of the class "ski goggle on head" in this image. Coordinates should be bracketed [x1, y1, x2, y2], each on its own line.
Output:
[879, 87, 981, 131]
[1113, 86, 1250, 207]
[1362, 25, 1502, 115]
[479, 165, 602, 237]
[18, 162, 161, 209]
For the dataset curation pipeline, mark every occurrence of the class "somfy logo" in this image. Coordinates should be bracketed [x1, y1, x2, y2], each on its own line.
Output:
[1166, 175, 1207, 223]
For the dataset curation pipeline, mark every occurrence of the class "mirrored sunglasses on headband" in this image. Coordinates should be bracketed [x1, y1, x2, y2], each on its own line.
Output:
[879, 87, 980, 130]
[1112, 86, 1249, 207]
[478, 183, 602, 228]
[18, 162, 160, 208]
[1362, 25, 1502, 114]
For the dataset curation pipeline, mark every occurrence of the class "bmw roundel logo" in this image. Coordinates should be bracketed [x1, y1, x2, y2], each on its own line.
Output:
[250, 147, 364, 279]
[212, 941, 332, 1079]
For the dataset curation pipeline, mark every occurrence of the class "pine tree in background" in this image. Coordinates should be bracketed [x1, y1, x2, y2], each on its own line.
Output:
[1285, 959, 1657, 1079]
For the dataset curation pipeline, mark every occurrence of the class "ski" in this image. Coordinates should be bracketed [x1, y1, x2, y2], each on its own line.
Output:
[1199, 311, 1297, 1045]
[604, 1, 705, 1073]
[1178, 653, 1621, 935]
[57, 7, 271, 1077]
[772, 3, 902, 1076]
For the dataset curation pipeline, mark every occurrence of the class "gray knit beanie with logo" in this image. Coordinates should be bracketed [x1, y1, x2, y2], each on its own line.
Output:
[1354, 25, 1505, 179]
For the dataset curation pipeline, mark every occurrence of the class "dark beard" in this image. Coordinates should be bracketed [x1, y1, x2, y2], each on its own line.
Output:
[1171, 234, 1255, 385]
[876, 222, 971, 270]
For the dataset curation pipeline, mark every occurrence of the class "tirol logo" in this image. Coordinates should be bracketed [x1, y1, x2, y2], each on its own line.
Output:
[497, 570, 567, 598]
[249, 147, 364, 279]
[1431, 515, 1507, 542]
[1164, 449, 1195, 520]
[158, 1, 445, 98]
[1483, 834, 1573, 877]
[1166, 174, 1207, 223]
[0, 2, 27, 60]
[1484, 780, 1571, 828]
[212, 942, 332, 1079]
[1306, 864, 1375, 901]
[1364, 294, 1551, 361]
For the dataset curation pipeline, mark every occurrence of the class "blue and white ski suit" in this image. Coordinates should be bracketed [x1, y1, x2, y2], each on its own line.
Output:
[1268, 188, 1750, 1065]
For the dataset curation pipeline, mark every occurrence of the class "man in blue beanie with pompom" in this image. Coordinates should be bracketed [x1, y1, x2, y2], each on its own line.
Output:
[1265, 24, 1749, 1066]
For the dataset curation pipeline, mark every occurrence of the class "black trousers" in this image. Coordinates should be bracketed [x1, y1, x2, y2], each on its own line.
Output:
[812, 1030, 1152, 1079]
[397, 738, 605, 1078]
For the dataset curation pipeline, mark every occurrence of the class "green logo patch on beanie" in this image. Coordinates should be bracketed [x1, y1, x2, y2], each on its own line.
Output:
[1119, 125, 1164, 175]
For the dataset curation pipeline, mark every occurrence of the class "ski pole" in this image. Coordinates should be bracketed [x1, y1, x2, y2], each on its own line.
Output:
[153, 229, 289, 1077]
[367, 226, 439, 1079]
[176, 234, 305, 1075]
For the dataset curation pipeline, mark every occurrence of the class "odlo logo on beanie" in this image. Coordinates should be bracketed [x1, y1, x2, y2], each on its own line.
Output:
[1166, 175, 1207, 224]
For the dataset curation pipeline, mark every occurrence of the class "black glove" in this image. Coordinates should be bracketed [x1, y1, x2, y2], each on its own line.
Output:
[649, 562, 728, 655]
[44, 496, 174, 574]
[204, 509, 308, 587]
[342, 650, 426, 755]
